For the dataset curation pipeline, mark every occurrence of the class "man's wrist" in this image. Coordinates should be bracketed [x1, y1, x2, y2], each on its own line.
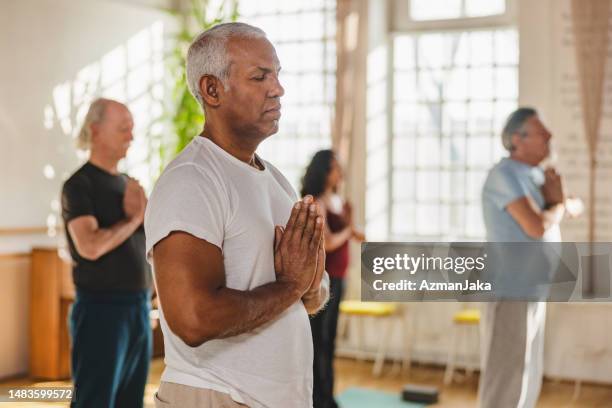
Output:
[544, 200, 564, 210]
[274, 279, 304, 302]
[302, 286, 321, 302]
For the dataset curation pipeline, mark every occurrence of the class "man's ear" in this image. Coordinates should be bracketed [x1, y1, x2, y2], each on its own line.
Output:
[510, 133, 522, 152]
[90, 122, 100, 143]
[199, 75, 223, 107]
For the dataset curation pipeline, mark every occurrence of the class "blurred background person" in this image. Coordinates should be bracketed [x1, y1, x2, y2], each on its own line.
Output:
[301, 149, 365, 408]
[61, 98, 152, 408]
[479, 107, 580, 408]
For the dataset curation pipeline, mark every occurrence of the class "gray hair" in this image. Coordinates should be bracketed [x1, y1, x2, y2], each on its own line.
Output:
[501, 107, 538, 151]
[186, 22, 266, 109]
[77, 98, 112, 150]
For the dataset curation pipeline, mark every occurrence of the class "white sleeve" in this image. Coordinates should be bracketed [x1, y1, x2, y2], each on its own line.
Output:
[144, 163, 229, 259]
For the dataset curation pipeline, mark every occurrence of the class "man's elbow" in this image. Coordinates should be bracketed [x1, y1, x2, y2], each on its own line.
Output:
[168, 309, 219, 348]
[177, 327, 211, 348]
[523, 223, 545, 239]
[76, 243, 103, 261]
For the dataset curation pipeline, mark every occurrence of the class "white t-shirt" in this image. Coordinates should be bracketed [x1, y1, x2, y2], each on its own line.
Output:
[145, 136, 314, 408]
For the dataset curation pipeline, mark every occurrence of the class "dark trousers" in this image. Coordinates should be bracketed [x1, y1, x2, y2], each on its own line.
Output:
[69, 289, 151, 408]
[311, 277, 344, 408]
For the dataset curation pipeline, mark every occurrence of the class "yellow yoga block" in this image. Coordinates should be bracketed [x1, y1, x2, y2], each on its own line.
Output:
[453, 309, 481, 324]
[339, 301, 398, 316]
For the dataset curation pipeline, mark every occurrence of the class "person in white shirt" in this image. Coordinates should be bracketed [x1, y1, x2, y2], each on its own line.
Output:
[145, 22, 330, 408]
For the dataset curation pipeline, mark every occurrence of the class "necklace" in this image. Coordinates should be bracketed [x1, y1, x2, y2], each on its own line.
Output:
[249, 155, 261, 170]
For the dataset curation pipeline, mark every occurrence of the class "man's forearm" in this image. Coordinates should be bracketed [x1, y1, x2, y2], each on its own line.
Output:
[190, 281, 302, 343]
[88, 218, 141, 259]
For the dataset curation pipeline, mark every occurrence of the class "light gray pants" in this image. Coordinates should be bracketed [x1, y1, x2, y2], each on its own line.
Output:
[478, 302, 546, 408]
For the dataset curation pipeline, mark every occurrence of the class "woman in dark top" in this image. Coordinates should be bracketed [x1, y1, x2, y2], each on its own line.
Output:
[301, 149, 365, 408]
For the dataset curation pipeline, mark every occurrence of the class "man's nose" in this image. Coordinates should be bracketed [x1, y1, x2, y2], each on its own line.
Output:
[269, 76, 284, 98]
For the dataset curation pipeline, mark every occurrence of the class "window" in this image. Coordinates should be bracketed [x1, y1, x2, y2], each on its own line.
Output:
[387, 1, 517, 240]
[238, 0, 336, 190]
[410, 0, 506, 21]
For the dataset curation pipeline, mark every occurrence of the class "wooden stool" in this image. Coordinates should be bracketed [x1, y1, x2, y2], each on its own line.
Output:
[339, 301, 408, 376]
[444, 308, 481, 385]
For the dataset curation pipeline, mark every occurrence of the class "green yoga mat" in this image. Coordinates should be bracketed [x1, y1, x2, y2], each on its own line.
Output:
[336, 387, 428, 408]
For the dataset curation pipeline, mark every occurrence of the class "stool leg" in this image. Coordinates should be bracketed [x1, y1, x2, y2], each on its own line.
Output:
[444, 325, 457, 385]
[338, 313, 348, 340]
[476, 321, 481, 373]
[356, 315, 365, 362]
[390, 315, 409, 377]
[373, 318, 394, 377]
[573, 379, 581, 401]
[401, 310, 412, 375]
[390, 358, 400, 376]
[465, 325, 474, 378]
[466, 324, 480, 378]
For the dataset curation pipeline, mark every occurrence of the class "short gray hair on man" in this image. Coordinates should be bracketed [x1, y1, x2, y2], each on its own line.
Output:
[186, 22, 266, 109]
[501, 107, 538, 151]
[77, 98, 112, 150]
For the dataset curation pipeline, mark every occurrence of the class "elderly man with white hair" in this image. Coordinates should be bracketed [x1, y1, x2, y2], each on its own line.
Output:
[61, 98, 152, 408]
[479, 107, 571, 408]
[145, 22, 330, 408]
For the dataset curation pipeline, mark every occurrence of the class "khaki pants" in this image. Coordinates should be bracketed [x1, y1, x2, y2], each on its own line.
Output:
[154, 381, 248, 408]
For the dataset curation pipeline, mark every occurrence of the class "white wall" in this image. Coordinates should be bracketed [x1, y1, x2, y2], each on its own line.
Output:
[520, 0, 612, 242]
[0, 0, 175, 231]
[0, 0, 175, 379]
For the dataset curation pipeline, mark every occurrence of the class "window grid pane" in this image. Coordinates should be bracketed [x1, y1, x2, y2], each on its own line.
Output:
[392, 28, 517, 240]
[239, 1, 336, 190]
[410, 0, 507, 21]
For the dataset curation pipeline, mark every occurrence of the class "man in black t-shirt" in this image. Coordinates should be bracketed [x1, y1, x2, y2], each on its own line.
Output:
[61, 98, 152, 408]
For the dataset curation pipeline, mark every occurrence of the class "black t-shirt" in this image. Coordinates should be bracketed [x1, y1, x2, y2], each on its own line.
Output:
[61, 162, 151, 292]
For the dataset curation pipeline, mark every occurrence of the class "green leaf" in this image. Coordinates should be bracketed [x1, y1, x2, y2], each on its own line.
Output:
[147, 0, 240, 177]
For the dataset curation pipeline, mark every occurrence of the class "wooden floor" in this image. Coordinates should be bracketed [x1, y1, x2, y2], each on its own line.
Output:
[2, 357, 612, 407]
[333, 358, 612, 408]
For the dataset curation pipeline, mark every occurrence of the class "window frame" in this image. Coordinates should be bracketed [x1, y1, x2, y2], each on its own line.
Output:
[392, 0, 516, 32]
[385, 0, 518, 242]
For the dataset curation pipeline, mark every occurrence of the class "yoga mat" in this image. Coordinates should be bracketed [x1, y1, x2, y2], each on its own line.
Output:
[337, 387, 428, 407]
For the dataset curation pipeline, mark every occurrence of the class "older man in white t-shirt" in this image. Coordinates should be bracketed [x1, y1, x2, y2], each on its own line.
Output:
[145, 23, 330, 408]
